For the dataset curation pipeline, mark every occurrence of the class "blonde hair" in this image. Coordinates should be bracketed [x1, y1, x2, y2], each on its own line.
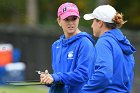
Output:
[102, 12, 127, 29]
[112, 12, 127, 28]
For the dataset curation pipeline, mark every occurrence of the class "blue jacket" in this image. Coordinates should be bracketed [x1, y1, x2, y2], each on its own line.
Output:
[49, 32, 95, 93]
[82, 29, 136, 93]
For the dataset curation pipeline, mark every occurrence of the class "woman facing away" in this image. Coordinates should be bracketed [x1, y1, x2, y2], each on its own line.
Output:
[81, 5, 136, 93]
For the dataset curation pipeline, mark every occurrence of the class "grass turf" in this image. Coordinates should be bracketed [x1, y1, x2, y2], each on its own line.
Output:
[0, 86, 49, 93]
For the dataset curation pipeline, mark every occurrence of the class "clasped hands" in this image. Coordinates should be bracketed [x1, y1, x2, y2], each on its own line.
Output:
[39, 70, 54, 84]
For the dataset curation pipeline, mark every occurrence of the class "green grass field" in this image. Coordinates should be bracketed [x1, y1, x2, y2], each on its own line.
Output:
[0, 86, 49, 93]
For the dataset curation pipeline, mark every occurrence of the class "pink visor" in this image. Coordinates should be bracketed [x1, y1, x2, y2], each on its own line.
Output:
[57, 2, 80, 19]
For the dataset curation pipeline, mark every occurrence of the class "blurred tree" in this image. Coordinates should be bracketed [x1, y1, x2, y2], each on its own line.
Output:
[0, 0, 139, 30]
[26, 0, 38, 26]
[38, 0, 60, 25]
[0, 0, 26, 24]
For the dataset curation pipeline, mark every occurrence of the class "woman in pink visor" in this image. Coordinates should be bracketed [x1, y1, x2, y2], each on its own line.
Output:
[40, 2, 95, 93]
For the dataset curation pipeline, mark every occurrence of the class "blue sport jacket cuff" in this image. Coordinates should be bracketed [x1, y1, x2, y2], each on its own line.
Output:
[51, 73, 60, 82]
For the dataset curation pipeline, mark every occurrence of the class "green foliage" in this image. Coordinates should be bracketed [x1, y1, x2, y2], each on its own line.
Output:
[0, 0, 139, 30]
[0, 0, 26, 23]
[0, 86, 48, 93]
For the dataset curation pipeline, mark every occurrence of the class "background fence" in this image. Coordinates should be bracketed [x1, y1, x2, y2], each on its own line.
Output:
[0, 25, 139, 92]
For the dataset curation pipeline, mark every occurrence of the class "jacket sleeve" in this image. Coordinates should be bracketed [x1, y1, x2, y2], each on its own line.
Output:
[82, 39, 113, 92]
[52, 38, 95, 86]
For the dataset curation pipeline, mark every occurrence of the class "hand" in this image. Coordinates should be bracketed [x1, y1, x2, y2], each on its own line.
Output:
[40, 73, 54, 84]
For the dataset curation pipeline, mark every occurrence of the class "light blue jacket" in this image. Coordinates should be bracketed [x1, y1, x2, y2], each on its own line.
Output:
[82, 29, 136, 93]
[49, 32, 95, 93]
